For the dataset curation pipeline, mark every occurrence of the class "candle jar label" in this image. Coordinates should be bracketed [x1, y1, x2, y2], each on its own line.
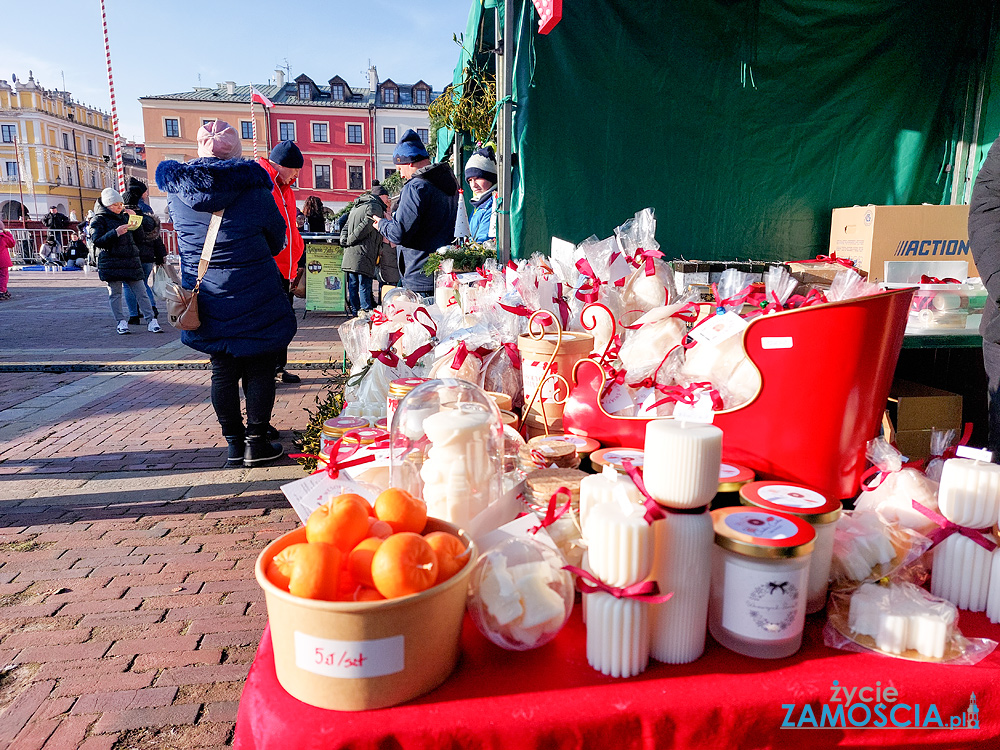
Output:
[601, 450, 644, 468]
[724, 512, 799, 539]
[720, 463, 742, 479]
[756, 485, 826, 509]
[721, 560, 807, 640]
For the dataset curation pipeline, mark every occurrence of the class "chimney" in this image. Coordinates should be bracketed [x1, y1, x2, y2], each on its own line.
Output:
[275, 69, 285, 88]
[225, 81, 236, 95]
[368, 66, 378, 93]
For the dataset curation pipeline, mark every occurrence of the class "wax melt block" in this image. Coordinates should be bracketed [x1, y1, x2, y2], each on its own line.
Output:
[517, 571, 569, 629]
[847, 581, 957, 659]
[479, 558, 524, 626]
[847, 583, 886, 637]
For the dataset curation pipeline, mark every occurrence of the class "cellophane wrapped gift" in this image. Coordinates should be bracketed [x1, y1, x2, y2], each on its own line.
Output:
[339, 317, 373, 408]
[925, 427, 961, 482]
[617, 302, 691, 385]
[827, 268, 882, 301]
[764, 264, 798, 309]
[829, 509, 931, 590]
[824, 580, 997, 664]
[615, 207, 677, 313]
[853, 437, 941, 534]
[428, 328, 497, 383]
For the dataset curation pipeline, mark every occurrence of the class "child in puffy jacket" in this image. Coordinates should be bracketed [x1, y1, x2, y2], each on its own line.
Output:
[0, 219, 13, 300]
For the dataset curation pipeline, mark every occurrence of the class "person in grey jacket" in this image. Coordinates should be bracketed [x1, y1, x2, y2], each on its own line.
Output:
[340, 185, 390, 315]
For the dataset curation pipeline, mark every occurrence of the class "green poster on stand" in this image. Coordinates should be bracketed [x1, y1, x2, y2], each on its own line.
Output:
[304, 243, 345, 313]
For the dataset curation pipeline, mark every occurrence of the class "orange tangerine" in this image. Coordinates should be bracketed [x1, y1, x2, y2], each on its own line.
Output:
[348, 536, 383, 588]
[424, 531, 470, 584]
[307, 494, 371, 552]
[367, 517, 393, 540]
[287, 542, 342, 601]
[265, 542, 308, 591]
[374, 487, 427, 534]
[371, 532, 438, 599]
[353, 587, 386, 602]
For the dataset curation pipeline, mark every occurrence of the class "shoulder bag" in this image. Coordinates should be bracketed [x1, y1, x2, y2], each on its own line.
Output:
[164, 209, 224, 330]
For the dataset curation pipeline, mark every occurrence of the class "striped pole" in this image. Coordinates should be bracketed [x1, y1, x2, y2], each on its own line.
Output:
[99, 0, 125, 192]
[250, 89, 259, 161]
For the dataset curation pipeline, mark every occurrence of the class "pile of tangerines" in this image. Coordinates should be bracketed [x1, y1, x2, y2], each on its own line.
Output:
[266, 488, 469, 602]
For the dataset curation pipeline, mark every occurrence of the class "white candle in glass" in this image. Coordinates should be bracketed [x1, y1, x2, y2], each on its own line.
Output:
[937, 458, 1000, 529]
[649, 511, 714, 663]
[586, 592, 650, 678]
[642, 420, 723, 509]
[584, 497, 655, 588]
[930, 532, 996, 612]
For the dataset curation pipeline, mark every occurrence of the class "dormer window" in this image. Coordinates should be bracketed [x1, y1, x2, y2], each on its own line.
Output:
[332, 83, 345, 100]
[414, 87, 428, 105]
[298, 83, 311, 100]
[383, 86, 397, 104]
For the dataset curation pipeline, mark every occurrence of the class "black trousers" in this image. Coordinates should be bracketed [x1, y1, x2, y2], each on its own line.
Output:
[983, 338, 1000, 461]
[276, 278, 294, 372]
[210, 351, 279, 438]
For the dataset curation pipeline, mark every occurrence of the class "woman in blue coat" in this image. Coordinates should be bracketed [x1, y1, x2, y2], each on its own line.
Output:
[156, 121, 296, 467]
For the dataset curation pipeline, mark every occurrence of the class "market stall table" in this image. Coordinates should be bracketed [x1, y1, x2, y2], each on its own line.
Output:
[233, 606, 1000, 749]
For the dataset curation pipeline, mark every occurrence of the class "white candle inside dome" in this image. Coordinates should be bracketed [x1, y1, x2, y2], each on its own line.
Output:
[643, 419, 723, 509]
[937, 458, 1000, 529]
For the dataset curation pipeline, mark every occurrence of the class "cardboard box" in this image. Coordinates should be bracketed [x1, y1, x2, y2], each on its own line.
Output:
[886, 380, 962, 458]
[894, 429, 940, 460]
[829, 205, 978, 282]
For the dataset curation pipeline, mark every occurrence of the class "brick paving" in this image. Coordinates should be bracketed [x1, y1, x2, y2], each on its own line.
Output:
[1, 270, 348, 749]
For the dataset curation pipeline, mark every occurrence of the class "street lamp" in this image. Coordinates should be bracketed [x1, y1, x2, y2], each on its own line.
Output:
[66, 112, 85, 220]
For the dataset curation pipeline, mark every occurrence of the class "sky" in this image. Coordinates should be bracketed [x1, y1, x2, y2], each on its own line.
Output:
[0, 0, 473, 143]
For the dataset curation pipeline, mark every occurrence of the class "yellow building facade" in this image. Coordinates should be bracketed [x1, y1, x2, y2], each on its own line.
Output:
[0, 73, 119, 222]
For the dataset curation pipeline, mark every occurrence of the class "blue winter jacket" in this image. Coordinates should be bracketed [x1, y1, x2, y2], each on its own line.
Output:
[155, 158, 296, 358]
[469, 190, 495, 243]
[377, 162, 458, 292]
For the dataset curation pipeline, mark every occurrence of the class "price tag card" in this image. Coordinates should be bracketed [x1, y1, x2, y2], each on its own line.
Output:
[687, 311, 748, 346]
[294, 631, 404, 678]
[601, 383, 636, 414]
[672, 392, 717, 424]
[634, 387, 659, 416]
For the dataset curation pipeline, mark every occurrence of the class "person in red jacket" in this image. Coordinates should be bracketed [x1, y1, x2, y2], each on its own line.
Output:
[257, 140, 304, 384]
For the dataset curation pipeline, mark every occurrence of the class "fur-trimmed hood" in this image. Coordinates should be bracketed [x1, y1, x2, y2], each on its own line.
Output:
[155, 157, 274, 213]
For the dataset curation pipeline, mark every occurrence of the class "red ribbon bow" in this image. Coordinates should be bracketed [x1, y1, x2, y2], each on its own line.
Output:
[289, 432, 375, 480]
[529, 487, 574, 534]
[404, 342, 433, 368]
[369, 330, 404, 366]
[575, 258, 604, 303]
[636, 247, 665, 277]
[911, 500, 997, 552]
[621, 459, 708, 522]
[368, 310, 389, 325]
[814, 254, 856, 268]
[785, 288, 828, 309]
[711, 283, 755, 311]
[501, 342, 521, 369]
[499, 302, 534, 317]
[920, 275, 961, 285]
[412, 306, 437, 336]
[650, 382, 725, 412]
[563, 567, 674, 603]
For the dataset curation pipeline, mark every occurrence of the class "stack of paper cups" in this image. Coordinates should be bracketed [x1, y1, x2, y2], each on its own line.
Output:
[643, 419, 722, 664]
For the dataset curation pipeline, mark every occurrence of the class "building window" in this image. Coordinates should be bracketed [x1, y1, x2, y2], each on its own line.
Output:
[417, 129, 429, 144]
[414, 88, 428, 105]
[66, 167, 74, 186]
[348, 165, 364, 190]
[347, 124, 363, 144]
[312, 122, 328, 143]
[240, 121, 253, 140]
[314, 164, 331, 190]
[331, 83, 345, 100]
[279, 122, 295, 141]
[91, 171, 97, 188]
[1, 125, 15, 143]
[298, 83, 311, 100]
[5, 162, 17, 180]
[383, 87, 397, 104]
[202, 119, 214, 126]
[384, 168, 395, 180]
[87, 139, 94, 155]
[383, 127, 396, 144]
[164, 118, 180, 138]
[63, 133, 70, 150]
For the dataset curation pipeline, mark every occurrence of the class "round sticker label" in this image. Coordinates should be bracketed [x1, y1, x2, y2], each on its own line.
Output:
[603, 450, 644, 467]
[757, 484, 826, 509]
[724, 511, 799, 540]
[541, 435, 586, 448]
[720, 463, 741, 479]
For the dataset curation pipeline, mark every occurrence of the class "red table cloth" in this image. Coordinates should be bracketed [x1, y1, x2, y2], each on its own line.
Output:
[233, 607, 1000, 749]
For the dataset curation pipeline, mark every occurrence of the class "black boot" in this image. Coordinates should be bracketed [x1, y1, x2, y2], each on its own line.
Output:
[224, 435, 245, 467]
[266, 425, 280, 440]
[244, 435, 283, 466]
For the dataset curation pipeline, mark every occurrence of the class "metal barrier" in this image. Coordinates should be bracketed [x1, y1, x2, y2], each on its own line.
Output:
[8, 227, 179, 267]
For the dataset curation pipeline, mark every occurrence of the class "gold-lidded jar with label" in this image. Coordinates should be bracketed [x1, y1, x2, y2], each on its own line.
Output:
[590, 447, 644, 475]
[738, 481, 842, 614]
[712, 462, 756, 509]
[709, 507, 815, 659]
[386, 377, 429, 429]
[319, 415, 370, 457]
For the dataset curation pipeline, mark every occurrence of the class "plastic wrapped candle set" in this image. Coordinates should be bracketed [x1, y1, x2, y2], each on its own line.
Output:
[738, 481, 842, 614]
[709, 507, 815, 659]
[642, 419, 723, 664]
[580, 494, 659, 678]
[848, 582, 958, 659]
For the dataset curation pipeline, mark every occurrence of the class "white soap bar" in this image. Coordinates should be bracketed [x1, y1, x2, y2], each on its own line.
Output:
[479, 558, 524, 626]
[848, 583, 885, 637]
[937, 458, 1000, 528]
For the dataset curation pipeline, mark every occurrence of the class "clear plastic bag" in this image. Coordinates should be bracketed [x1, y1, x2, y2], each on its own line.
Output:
[151, 263, 181, 299]
[926, 427, 960, 482]
[617, 303, 690, 385]
[826, 269, 881, 301]
[824, 580, 997, 665]
[855, 437, 941, 533]
[829, 509, 932, 590]
[714, 268, 754, 312]
[764, 265, 798, 309]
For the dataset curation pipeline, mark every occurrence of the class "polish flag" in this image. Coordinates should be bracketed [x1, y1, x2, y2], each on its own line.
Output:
[251, 87, 274, 108]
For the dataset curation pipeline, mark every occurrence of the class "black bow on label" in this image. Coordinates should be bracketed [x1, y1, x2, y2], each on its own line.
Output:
[768, 581, 789, 595]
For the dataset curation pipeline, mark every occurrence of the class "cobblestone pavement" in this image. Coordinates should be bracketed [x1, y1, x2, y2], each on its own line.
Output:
[0, 270, 347, 749]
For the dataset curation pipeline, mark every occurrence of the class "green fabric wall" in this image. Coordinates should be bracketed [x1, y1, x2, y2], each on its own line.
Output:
[506, 0, 996, 260]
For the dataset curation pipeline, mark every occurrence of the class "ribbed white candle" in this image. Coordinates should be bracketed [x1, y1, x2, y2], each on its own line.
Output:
[580, 470, 643, 530]
[649, 511, 714, 663]
[931, 532, 995, 612]
[586, 592, 650, 678]
[643, 420, 722, 509]
[937, 458, 1000, 529]
[584, 500, 654, 588]
[987, 548, 1000, 624]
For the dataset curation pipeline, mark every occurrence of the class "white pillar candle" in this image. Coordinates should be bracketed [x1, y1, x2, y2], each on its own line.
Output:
[586, 592, 650, 678]
[649, 511, 714, 663]
[937, 458, 1000, 529]
[579, 468, 643, 530]
[987, 548, 1000, 624]
[583, 497, 655, 588]
[642, 420, 723, 509]
[930, 532, 996, 612]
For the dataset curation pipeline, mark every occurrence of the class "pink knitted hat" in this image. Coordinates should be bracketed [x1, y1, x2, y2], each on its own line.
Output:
[197, 120, 242, 159]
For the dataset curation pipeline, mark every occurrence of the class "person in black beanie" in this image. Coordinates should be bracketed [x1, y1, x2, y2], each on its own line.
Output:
[122, 177, 167, 323]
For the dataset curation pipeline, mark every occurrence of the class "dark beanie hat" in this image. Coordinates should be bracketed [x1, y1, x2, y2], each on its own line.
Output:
[269, 140, 304, 169]
[370, 185, 389, 198]
[464, 146, 497, 182]
[392, 129, 429, 165]
[123, 176, 147, 205]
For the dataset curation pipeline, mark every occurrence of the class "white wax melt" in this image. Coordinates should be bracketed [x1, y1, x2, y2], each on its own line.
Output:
[848, 582, 957, 659]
